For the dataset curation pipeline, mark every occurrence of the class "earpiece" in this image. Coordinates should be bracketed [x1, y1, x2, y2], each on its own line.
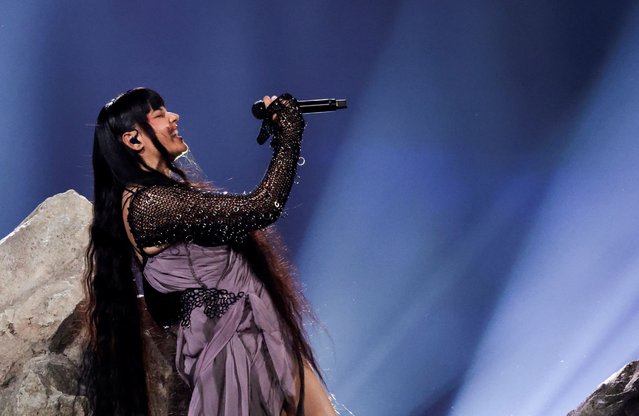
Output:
[130, 135, 140, 145]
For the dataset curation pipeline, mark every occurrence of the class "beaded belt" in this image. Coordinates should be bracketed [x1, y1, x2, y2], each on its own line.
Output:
[178, 288, 245, 328]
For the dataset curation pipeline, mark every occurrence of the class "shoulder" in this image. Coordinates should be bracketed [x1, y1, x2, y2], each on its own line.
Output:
[124, 183, 203, 214]
[123, 183, 179, 202]
[122, 184, 148, 211]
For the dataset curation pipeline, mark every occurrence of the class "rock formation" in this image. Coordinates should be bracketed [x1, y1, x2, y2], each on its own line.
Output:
[0, 190, 188, 415]
[0, 190, 91, 415]
[568, 361, 639, 416]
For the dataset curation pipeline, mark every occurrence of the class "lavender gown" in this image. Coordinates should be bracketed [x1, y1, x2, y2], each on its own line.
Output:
[126, 96, 306, 415]
[142, 243, 297, 415]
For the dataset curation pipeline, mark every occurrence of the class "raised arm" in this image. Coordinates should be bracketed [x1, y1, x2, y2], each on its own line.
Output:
[126, 94, 304, 250]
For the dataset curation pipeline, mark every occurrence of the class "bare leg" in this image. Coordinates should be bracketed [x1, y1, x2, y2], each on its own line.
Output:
[283, 362, 336, 416]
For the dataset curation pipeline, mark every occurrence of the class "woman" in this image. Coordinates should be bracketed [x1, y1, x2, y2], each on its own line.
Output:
[82, 87, 335, 415]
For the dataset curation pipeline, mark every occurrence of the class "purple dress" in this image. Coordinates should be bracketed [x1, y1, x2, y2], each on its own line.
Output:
[143, 243, 296, 415]
[126, 95, 306, 415]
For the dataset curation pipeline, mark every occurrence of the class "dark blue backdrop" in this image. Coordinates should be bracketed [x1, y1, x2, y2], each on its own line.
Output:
[2, 1, 638, 415]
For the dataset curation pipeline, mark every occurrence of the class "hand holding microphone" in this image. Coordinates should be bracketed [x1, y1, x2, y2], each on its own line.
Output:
[252, 97, 348, 120]
[254, 94, 348, 144]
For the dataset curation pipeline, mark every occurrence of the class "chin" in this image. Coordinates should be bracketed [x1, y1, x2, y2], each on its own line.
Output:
[172, 145, 190, 161]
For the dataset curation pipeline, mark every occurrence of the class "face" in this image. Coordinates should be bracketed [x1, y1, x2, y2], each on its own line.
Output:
[145, 106, 188, 161]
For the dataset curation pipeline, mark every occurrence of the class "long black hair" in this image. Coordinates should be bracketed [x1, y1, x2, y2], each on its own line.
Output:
[82, 88, 321, 415]
[81, 88, 187, 415]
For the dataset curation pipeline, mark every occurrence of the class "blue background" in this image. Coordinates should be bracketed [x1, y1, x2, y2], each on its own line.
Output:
[2, 1, 639, 415]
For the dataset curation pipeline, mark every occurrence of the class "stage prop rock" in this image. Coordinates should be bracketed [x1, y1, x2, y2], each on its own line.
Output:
[568, 361, 639, 416]
[0, 190, 189, 415]
[0, 190, 91, 415]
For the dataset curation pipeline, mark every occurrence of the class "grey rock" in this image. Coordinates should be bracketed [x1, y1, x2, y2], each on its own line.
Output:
[0, 190, 189, 415]
[568, 361, 639, 416]
[6, 353, 88, 416]
[0, 190, 91, 413]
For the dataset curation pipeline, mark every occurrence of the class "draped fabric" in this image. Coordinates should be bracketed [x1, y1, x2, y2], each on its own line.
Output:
[143, 243, 297, 415]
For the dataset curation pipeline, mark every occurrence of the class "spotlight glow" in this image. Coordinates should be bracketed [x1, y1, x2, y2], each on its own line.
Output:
[452, 7, 639, 414]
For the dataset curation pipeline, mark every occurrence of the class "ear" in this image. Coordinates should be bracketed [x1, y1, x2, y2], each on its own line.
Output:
[121, 129, 143, 151]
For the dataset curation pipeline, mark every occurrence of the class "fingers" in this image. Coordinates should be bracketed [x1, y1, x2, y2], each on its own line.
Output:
[262, 95, 278, 109]
[262, 95, 278, 121]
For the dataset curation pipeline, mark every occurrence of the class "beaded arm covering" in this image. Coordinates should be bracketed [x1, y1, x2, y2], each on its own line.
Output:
[127, 94, 304, 250]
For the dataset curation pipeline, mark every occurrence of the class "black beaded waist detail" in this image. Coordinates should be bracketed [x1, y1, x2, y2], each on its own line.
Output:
[179, 287, 245, 328]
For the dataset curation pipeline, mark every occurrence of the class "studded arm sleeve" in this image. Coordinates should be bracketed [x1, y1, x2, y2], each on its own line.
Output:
[127, 95, 304, 249]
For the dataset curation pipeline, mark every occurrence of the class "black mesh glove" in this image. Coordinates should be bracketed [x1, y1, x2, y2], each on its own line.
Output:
[256, 93, 305, 148]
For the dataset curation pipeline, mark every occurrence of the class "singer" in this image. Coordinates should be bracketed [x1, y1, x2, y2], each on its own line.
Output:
[81, 87, 336, 415]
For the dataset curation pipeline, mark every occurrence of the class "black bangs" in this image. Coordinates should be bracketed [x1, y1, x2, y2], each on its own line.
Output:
[144, 88, 164, 111]
[100, 88, 165, 134]
[109, 87, 164, 111]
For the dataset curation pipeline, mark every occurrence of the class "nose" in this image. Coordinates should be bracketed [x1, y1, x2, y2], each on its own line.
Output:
[169, 112, 179, 123]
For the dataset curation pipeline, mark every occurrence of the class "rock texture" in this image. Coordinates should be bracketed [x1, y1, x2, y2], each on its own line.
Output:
[568, 362, 639, 415]
[0, 190, 189, 415]
[9, 353, 87, 416]
[0, 190, 91, 415]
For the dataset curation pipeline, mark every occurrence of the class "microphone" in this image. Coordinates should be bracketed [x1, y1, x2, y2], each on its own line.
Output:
[252, 98, 348, 119]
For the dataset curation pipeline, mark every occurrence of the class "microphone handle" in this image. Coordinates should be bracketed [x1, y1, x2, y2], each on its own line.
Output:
[252, 98, 348, 119]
